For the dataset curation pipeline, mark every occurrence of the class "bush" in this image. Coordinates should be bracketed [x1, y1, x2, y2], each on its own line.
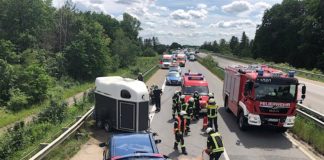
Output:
[143, 48, 157, 57]
[6, 88, 29, 111]
[130, 66, 140, 75]
[37, 100, 67, 124]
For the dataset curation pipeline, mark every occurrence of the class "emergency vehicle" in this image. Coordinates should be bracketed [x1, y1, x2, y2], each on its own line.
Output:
[223, 64, 306, 132]
[160, 54, 172, 69]
[181, 73, 209, 112]
[177, 53, 186, 67]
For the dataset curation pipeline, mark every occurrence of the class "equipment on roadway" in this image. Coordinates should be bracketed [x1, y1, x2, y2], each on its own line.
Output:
[223, 64, 307, 132]
[94, 76, 150, 132]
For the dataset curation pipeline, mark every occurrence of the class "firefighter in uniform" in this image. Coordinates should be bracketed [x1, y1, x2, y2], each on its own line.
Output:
[205, 127, 224, 160]
[193, 91, 200, 120]
[207, 98, 219, 132]
[172, 91, 181, 119]
[179, 95, 190, 133]
[185, 97, 194, 132]
[174, 111, 188, 155]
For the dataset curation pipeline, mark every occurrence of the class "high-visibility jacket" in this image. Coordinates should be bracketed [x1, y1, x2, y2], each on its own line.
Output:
[207, 104, 218, 118]
[207, 132, 224, 153]
[174, 116, 186, 133]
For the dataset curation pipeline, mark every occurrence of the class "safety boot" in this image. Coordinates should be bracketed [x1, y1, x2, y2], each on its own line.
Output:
[173, 142, 178, 150]
[181, 147, 188, 155]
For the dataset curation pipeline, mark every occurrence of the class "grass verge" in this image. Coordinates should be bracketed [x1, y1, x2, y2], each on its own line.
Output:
[0, 56, 159, 129]
[290, 116, 324, 154]
[33, 56, 160, 160]
[197, 55, 324, 155]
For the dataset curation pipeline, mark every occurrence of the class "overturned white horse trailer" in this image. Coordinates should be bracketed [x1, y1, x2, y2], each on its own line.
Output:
[94, 76, 150, 132]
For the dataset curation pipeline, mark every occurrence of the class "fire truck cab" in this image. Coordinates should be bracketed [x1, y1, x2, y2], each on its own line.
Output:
[182, 73, 209, 112]
[223, 64, 306, 132]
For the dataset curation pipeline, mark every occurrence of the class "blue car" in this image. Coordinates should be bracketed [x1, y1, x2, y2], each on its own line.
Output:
[166, 71, 182, 85]
[99, 133, 166, 160]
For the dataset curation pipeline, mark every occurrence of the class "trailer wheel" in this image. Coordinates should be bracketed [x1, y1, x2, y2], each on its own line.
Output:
[224, 96, 230, 113]
[104, 123, 111, 132]
[238, 112, 248, 131]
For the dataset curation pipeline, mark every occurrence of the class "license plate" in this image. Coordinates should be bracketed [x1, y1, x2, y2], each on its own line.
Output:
[268, 118, 279, 122]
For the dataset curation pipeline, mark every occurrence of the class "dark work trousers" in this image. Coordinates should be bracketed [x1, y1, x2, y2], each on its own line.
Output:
[175, 132, 185, 147]
[155, 98, 161, 110]
[210, 151, 223, 160]
[194, 107, 200, 119]
[172, 105, 180, 118]
[208, 117, 218, 132]
[186, 118, 191, 131]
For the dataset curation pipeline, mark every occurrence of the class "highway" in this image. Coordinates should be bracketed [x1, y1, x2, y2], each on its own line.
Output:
[198, 53, 324, 114]
[71, 61, 313, 160]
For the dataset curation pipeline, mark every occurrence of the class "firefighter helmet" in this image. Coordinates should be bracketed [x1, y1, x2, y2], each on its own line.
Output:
[180, 95, 185, 100]
[208, 98, 216, 105]
[189, 97, 194, 102]
[208, 93, 214, 98]
[179, 111, 187, 116]
[206, 127, 214, 134]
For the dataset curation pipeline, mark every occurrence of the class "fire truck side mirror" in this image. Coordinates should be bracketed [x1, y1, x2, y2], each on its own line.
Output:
[301, 85, 306, 95]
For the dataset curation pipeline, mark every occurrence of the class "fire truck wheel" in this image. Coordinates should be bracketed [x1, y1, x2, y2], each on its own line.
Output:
[104, 123, 111, 132]
[224, 97, 230, 113]
[238, 112, 248, 131]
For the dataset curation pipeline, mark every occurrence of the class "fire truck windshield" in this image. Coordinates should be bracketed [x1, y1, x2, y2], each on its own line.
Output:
[255, 84, 297, 102]
[183, 86, 209, 95]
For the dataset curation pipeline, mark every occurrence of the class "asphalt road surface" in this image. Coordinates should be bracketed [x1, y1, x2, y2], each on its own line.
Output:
[71, 62, 312, 160]
[198, 53, 324, 114]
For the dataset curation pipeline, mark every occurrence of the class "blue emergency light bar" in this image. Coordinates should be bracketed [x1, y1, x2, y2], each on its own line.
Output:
[188, 76, 204, 80]
[184, 73, 202, 76]
[288, 71, 295, 77]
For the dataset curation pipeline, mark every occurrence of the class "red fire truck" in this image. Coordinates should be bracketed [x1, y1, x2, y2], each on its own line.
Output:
[182, 73, 209, 112]
[223, 64, 306, 132]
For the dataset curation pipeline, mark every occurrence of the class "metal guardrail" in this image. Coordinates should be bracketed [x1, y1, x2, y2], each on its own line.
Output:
[29, 64, 159, 160]
[209, 52, 324, 80]
[30, 107, 94, 160]
[197, 54, 324, 128]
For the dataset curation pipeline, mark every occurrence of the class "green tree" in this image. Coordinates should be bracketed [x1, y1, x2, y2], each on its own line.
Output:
[0, 40, 19, 63]
[0, 59, 14, 104]
[170, 42, 182, 49]
[120, 13, 142, 40]
[229, 36, 239, 55]
[64, 20, 111, 80]
[7, 88, 29, 111]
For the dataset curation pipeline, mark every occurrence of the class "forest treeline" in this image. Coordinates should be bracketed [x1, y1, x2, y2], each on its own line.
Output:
[201, 0, 324, 72]
[0, 0, 167, 111]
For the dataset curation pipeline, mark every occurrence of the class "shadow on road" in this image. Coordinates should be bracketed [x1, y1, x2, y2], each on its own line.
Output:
[218, 107, 293, 149]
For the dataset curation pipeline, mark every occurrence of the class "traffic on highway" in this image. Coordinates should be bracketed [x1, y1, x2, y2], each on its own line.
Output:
[79, 49, 316, 160]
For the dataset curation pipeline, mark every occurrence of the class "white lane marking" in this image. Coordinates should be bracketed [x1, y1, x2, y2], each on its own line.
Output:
[284, 133, 318, 160]
[223, 148, 230, 160]
[149, 80, 166, 123]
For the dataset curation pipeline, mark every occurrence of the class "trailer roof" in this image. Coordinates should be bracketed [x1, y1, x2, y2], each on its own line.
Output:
[95, 76, 149, 102]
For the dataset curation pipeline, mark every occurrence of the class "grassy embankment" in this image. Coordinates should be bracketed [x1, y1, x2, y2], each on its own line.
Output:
[41, 56, 160, 160]
[197, 55, 324, 155]
[200, 49, 324, 83]
[0, 56, 159, 129]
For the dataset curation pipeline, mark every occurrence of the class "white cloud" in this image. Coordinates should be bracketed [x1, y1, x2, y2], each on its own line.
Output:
[170, 9, 191, 20]
[145, 22, 156, 28]
[197, 3, 207, 9]
[254, 2, 271, 10]
[114, 0, 141, 5]
[188, 9, 208, 19]
[210, 19, 255, 29]
[90, 0, 103, 4]
[174, 20, 200, 28]
[207, 5, 218, 11]
[222, 1, 252, 14]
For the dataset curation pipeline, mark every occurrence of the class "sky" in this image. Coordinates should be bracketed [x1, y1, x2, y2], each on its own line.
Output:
[52, 0, 283, 45]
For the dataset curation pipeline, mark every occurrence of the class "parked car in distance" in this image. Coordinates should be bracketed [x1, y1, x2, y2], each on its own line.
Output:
[169, 65, 181, 74]
[166, 71, 182, 85]
[189, 54, 195, 61]
[99, 133, 166, 160]
[160, 54, 172, 69]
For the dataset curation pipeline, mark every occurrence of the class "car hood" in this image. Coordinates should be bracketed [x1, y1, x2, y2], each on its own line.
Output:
[166, 76, 181, 80]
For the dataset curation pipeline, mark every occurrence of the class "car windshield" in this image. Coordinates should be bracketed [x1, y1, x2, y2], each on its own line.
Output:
[162, 59, 171, 62]
[169, 67, 179, 71]
[177, 57, 185, 61]
[168, 72, 180, 77]
[183, 86, 209, 95]
[113, 135, 154, 156]
[255, 84, 297, 102]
